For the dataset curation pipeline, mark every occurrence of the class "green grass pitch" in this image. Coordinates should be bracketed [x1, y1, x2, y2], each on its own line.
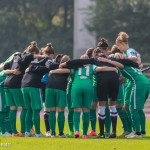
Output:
[1, 118, 150, 150]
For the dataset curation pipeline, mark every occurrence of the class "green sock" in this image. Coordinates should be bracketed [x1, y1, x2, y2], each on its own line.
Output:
[105, 108, 111, 133]
[5, 109, 12, 132]
[58, 111, 65, 133]
[130, 110, 140, 133]
[20, 108, 27, 133]
[32, 109, 41, 134]
[138, 110, 146, 132]
[117, 107, 128, 132]
[123, 112, 131, 132]
[73, 111, 81, 132]
[49, 111, 56, 132]
[125, 108, 133, 132]
[68, 110, 74, 132]
[90, 109, 96, 132]
[83, 112, 90, 135]
[9, 110, 18, 134]
[25, 109, 33, 132]
[0, 112, 6, 134]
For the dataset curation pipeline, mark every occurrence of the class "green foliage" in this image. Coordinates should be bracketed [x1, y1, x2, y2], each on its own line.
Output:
[87, 0, 150, 61]
[0, 0, 73, 61]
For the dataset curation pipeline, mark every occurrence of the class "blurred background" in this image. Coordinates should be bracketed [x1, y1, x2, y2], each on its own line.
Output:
[0, 0, 150, 61]
[0, 0, 149, 111]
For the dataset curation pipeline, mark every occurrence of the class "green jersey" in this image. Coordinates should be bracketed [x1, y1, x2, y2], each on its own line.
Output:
[93, 73, 97, 86]
[125, 48, 137, 58]
[72, 65, 96, 88]
[121, 66, 149, 85]
[0, 54, 14, 88]
[67, 69, 75, 93]
[125, 48, 137, 86]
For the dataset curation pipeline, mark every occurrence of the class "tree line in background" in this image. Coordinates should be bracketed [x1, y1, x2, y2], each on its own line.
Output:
[87, 0, 150, 61]
[0, 0, 74, 61]
[0, 0, 150, 62]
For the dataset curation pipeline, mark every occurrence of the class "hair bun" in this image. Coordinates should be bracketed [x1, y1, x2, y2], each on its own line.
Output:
[47, 43, 52, 47]
[31, 41, 37, 47]
[118, 32, 128, 42]
[100, 38, 107, 44]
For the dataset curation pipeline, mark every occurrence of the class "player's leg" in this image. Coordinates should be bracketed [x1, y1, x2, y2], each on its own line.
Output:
[22, 87, 34, 137]
[124, 85, 134, 134]
[88, 86, 97, 136]
[5, 107, 12, 134]
[4, 89, 18, 136]
[66, 84, 74, 136]
[96, 81, 107, 138]
[138, 86, 149, 137]
[108, 78, 119, 138]
[10, 88, 26, 136]
[45, 88, 56, 137]
[72, 88, 82, 138]
[30, 88, 44, 137]
[128, 85, 144, 138]
[104, 102, 111, 136]
[0, 88, 12, 136]
[42, 86, 51, 136]
[82, 87, 93, 138]
[56, 89, 67, 138]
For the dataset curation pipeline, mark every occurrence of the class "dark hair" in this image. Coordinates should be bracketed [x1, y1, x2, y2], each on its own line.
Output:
[54, 54, 64, 63]
[41, 43, 55, 55]
[111, 45, 122, 54]
[92, 48, 101, 57]
[85, 48, 94, 58]
[24, 41, 39, 54]
[97, 38, 108, 50]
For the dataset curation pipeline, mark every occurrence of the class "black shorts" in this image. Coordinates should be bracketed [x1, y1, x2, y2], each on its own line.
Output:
[97, 75, 119, 101]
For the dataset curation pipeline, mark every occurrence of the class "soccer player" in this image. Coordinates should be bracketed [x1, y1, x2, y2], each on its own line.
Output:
[40, 43, 55, 137]
[1, 41, 45, 137]
[66, 69, 75, 137]
[116, 32, 139, 136]
[21, 43, 56, 137]
[110, 45, 129, 136]
[45, 55, 70, 138]
[55, 54, 118, 138]
[86, 48, 98, 136]
[0, 54, 14, 136]
[99, 54, 150, 138]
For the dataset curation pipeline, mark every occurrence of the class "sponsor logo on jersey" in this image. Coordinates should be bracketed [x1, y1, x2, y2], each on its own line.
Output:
[80, 76, 87, 79]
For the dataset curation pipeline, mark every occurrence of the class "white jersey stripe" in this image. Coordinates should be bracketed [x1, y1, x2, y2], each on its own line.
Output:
[78, 68, 82, 75]
[123, 69, 136, 109]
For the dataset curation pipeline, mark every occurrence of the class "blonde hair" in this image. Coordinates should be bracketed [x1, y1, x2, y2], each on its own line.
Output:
[114, 53, 123, 59]
[60, 55, 70, 63]
[108, 54, 115, 58]
[80, 54, 89, 59]
[116, 32, 129, 44]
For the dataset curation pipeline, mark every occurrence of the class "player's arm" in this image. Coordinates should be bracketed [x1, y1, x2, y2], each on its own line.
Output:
[59, 58, 95, 69]
[96, 66, 118, 74]
[4, 69, 21, 75]
[98, 57, 124, 69]
[49, 69, 70, 76]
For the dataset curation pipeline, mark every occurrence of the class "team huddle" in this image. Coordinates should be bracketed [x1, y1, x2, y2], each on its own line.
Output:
[0, 31, 150, 139]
